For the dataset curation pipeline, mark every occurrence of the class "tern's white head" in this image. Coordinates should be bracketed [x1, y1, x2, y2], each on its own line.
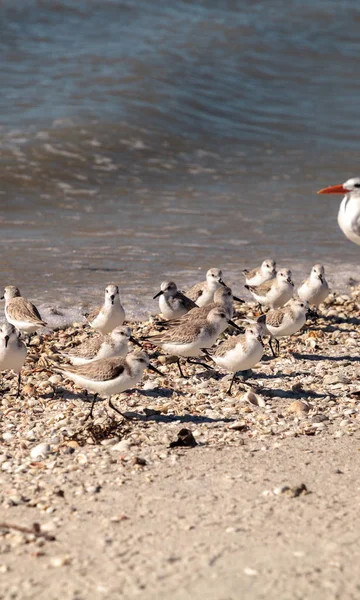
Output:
[276, 269, 293, 285]
[206, 268, 224, 285]
[261, 259, 276, 276]
[318, 177, 360, 196]
[110, 326, 131, 341]
[105, 284, 120, 305]
[310, 264, 325, 282]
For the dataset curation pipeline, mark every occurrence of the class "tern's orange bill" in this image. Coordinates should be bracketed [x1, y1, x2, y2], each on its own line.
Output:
[317, 184, 347, 194]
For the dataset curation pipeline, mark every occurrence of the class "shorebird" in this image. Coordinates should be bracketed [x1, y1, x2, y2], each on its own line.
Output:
[53, 350, 162, 420]
[144, 307, 242, 377]
[203, 325, 264, 394]
[318, 177, 360, 245]
[153, 281, 197, 320]
[160, 286, 239, 327]
[0, 323, 27, 397]
[60, 326, 140, 366]
[85, 284, 125, 334]
[243, 259, 276, 287]
[1, 286, 47, 335]
[245, 270, 294, 310]
[265, 299, 309, 356]
[186, 268, 227, 307]
[298, 265, 329, 307]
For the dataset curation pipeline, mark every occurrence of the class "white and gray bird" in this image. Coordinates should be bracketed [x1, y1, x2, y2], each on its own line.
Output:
[85, 284, 125, 334]
[60, 326, 139, 366]
[161, 285, 239, 327]
[298, 264, 329, 307]
[186, 268, 227, 307]
[0, 323, 27, 397]
[53, 349, 162, 420]
[1, 286, 47, 335]
[245, 269, 294, 309]
[153, 281, 197, 320]
[144, 306, 242, 377]
[243, 259, 276, 287]
[265, 298, 309, 356]
[318, 177, 360, 246]
[205, 325, 264, 395]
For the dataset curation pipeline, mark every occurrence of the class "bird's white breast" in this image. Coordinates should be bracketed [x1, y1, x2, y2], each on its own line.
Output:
[338, 195, 360, 246]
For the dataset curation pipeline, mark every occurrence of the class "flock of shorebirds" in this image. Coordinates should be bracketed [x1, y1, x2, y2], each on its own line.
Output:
[2, 175, 360, 419]
[0, 260, 330, 419]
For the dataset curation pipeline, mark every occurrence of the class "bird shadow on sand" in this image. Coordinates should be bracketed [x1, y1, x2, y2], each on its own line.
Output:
[116, 411, 234, 425]
[293, 352, 360, 363]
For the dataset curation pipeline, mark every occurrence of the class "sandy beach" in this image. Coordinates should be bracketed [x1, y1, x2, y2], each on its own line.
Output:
[0, 289, 360, 599]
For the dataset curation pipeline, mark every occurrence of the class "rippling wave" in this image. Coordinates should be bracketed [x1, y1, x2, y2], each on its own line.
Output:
[0, 0, 359, 318]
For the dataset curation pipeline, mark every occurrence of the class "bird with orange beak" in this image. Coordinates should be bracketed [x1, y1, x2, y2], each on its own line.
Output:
[318, 177, 360, 246]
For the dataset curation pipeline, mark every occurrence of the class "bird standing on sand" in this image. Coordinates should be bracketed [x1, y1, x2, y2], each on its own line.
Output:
[53, 350, 162, 420]
[318, 177, 360, 246]
[245, 269, 294, 310]
[1, 286, 47, 335]
[298, 264, 329, 307]
[186, 268, 227, 307]
[153, 281, 197, 320]
[85, 284, 125, 334]
[204, 324, 264, 395]
[265, 298, 309, 356]
[144, 307, 242, 377]
[243, 259, 276, 287]
[59, 326, 139, 366]
[0, 323, 27, 397]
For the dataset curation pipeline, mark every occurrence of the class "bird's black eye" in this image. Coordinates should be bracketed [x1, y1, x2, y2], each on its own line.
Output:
[354, 183, 360, 188]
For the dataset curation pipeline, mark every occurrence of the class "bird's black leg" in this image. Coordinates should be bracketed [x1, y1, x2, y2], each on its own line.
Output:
[227, 373, 237, 395]
[16, 373, 21, 398]
[269, 337, 277, 357]
[275, 339, 280, 355]
[108, 398, 132, 419]
[176, 359, 186, 378]
[187, 358, 213, 371]
[83, 393, 98, 422]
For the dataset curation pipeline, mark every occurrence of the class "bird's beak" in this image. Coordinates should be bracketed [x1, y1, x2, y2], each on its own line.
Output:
[317, 184, 348, 194]
[110, 295, 115, 305]
[319, 274, 324, 282]
[287, 277, 293, 284]
[227, 319, 243, 332]
[0, 296, 4, 300]
[257, 335, 264, 346]
[148, 363, 163, 376]
[153, 290, 163, 299]
[219, 278, 226, 286]
[4, 335, 9, 348]
[129, 336, 142, 347]
[233, 295, 245, 303]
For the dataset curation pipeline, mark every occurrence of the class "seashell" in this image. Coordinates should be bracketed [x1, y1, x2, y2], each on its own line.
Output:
[30, 443, 51, 460]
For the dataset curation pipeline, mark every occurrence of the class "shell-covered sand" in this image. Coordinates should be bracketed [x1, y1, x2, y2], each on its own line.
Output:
[1, 289, 360, 599]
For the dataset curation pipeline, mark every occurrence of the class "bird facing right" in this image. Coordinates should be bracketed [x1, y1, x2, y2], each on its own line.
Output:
[265, 298, 309, 356]
[243, 259, 276, 287]
[297, 264, 329, 307]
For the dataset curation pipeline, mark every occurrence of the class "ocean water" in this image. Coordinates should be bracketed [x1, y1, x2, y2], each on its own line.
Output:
[1, 0, 360, 323]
